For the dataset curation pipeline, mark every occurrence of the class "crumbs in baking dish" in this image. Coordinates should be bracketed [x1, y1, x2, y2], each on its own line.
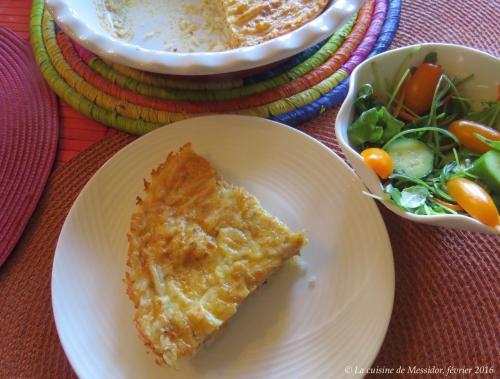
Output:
[96, 0, 329, 52]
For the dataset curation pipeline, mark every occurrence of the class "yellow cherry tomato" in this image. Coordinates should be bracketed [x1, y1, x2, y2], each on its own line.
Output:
[361, 148, 394, 179]
[447, 177, 499, 227]
[448, 120, 500, 153]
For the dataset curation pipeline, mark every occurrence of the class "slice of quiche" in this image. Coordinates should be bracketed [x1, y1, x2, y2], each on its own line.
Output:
[126, 143, 306, 366]
[220, 0, 330, 47]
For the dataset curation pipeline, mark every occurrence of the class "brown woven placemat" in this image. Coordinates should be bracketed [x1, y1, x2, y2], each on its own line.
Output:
[1, 125, 499, 379]
[0, 133, 134, 379]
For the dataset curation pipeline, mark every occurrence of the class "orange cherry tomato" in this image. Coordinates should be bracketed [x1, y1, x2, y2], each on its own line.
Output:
[361, 148, 394, 179]
[447, 177, 499, 227]
[403, 63, 443, 115]
[448, 120, 500, 153]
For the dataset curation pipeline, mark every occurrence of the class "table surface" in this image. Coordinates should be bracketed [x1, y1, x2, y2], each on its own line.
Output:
[1, 0, 116, 166]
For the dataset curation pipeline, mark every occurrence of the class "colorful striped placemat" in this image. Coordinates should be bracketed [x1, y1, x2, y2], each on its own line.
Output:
[30, 0, 401, 135]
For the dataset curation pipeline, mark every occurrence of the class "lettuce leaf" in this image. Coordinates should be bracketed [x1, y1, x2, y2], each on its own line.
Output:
[347, 108, 383, 148]
[347, 106, 404, 148]
[354, 84, 383, 114]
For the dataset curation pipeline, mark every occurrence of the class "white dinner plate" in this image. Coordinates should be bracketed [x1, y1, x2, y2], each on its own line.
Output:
[52, 115, 394, 379]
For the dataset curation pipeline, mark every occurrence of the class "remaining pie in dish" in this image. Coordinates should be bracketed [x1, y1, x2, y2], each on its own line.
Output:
[99, 0, 330, 52]
[126, 144, 306, 366]
[221, 0, 331, 47]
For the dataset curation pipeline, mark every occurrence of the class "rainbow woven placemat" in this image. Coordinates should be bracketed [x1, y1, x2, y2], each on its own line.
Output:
[30, 0, 400, 134]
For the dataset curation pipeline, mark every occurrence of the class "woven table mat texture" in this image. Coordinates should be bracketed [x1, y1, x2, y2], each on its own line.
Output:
[29, 0, 398, 133]
[0, 26, 59, 267]
[1, 123, 499, 379]
[391, 0, 499, 55]
[0, 133, 135, 379]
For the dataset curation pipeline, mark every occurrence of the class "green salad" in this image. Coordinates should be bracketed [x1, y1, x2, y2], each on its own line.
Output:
[347, 52, 500, 228]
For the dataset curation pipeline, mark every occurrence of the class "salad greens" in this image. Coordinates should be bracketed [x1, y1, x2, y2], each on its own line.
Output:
[347, 52, 500, 226]
[348, 104, 404, 148]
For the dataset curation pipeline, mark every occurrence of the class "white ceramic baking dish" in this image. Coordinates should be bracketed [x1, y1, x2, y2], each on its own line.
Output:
[45, 0, 363, 75]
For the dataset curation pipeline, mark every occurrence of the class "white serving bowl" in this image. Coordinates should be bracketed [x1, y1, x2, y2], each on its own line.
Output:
[336, 43, 500, 234]
[45, 0, 362, 76]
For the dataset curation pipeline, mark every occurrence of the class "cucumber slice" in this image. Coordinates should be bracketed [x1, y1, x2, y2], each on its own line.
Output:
[470, 150, 500, 193]
[386, 138, 434, 178]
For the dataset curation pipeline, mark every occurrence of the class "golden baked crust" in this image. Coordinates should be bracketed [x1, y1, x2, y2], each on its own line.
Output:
[126, 144, 306, 366]
[220, 0, 330, 47]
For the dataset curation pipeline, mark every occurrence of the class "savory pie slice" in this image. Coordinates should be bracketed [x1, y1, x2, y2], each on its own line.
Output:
[220, 0, 330, 47]
[126, 143, 306, 366]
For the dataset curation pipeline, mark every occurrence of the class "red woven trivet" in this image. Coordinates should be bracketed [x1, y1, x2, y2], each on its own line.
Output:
[0, 26, 58, 266]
